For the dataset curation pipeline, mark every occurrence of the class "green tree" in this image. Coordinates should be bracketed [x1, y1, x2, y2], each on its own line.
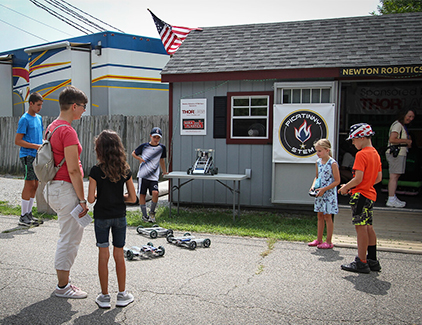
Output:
[371, 0, 422, 15]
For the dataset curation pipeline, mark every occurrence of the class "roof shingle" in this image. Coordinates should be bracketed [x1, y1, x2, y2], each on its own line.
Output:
[162, 12, 422, 76]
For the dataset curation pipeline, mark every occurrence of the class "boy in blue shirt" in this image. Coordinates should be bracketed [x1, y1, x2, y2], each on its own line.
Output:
[132, 127, 167, 222]
[15, 92, 44, 226]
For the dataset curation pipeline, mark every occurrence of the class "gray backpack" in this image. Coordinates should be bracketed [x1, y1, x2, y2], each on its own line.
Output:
[33, 124, 68, 183]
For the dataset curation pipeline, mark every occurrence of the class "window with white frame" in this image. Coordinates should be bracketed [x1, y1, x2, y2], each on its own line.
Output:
[277, 88, 331, 104]
[231, 95, 270, 139]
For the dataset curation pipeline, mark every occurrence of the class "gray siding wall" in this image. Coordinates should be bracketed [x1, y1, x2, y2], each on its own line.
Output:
[171, 80, 276, 208]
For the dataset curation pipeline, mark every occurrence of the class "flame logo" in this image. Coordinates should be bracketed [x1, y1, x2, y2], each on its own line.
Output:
[294, 120, 312, 144]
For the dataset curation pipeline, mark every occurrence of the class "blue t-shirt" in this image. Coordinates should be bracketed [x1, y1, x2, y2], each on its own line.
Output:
[134, 142, 166, 181]
[16, 113, 43, 158]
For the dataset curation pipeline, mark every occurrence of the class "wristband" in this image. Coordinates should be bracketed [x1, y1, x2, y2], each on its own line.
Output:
[79, 200, 87, 204]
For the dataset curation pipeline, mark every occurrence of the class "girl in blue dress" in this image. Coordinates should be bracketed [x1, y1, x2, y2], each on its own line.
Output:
[308, 139, 340, 249]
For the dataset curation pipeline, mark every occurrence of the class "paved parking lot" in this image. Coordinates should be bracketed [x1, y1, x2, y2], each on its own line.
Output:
[1, 213, 421, 324]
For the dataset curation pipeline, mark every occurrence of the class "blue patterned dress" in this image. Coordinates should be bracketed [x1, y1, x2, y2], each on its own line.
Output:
[314, 157, 338, 215]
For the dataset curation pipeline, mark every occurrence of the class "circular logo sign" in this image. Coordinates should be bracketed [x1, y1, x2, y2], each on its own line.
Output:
[279, 110, 328, 158]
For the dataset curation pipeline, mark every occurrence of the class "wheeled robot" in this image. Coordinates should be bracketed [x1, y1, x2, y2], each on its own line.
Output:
[166, 233, 211, 250]
[124, 242, 165, 260]
[187, 148, 218, 175]
[136, 225, 173, 239]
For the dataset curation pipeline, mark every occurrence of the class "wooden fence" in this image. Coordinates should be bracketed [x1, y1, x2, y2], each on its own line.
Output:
[0, 115, 169, 178]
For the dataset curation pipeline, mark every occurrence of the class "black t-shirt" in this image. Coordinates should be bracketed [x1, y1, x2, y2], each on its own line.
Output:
[89, 165, 131, 219]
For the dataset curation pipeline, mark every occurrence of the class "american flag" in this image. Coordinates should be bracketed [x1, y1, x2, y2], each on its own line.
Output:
[148, 9, 202, 55]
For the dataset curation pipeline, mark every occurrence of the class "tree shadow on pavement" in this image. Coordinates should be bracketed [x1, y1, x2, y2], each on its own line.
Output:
[0, 226, 38, 239]
[343, 273, 391, 295]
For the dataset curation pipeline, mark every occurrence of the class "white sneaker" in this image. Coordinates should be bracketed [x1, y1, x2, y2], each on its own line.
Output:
[386, 197, 406, 208]
[395, 197, 406, 205]
[55, 284, 87, 299]
[96, 293, 111, 308]
[116, 292, 134, 307]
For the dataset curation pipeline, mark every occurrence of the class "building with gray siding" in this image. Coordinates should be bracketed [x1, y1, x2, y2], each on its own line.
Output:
[162, 12, 422, 210]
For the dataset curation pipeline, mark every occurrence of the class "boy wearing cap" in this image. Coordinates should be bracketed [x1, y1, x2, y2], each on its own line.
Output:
[132, 127, 167, 222]
[338, 123, 383, 273]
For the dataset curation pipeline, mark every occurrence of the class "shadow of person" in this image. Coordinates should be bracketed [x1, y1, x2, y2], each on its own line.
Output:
[73, 307, 122, 324]
[0, 296, 76, 324]
[0, 227, 38, 239]
[343, 273, 391, 295]
[311, 248, 344, 262]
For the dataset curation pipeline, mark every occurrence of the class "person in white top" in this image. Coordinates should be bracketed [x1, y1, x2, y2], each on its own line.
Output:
[385, 108, 415, 208]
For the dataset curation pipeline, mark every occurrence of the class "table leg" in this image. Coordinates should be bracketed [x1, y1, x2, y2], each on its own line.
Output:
[177, 178, 180, 215]
[233, 180, 236, 222]
[237, 180, 241, 217]
[169, 178, 173, 218]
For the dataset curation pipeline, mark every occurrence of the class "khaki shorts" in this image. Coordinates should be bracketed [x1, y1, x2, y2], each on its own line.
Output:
[386, 153, 406, 174]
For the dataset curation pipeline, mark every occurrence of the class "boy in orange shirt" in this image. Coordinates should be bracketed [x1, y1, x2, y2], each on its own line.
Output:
[338, 123, 383, 273]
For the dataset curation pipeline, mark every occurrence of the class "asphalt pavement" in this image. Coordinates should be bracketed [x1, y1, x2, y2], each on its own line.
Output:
[1, 211, 422, 324]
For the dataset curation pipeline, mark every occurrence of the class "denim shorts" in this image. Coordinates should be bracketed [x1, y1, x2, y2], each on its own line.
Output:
[94, 217, 127, 248]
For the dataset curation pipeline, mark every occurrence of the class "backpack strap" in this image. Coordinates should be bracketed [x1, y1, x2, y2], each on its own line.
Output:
[46, 124, 69, 168]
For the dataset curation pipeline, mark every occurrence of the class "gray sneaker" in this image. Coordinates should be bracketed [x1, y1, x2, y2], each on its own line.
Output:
[142, 215, 149, 222]
[116, 292, 134, 307]
[28, 212, 43, 224]
[148, 211, 156, 223]
[55, 284, 87, 299]
[19, 213, 39, 227]
[96, 293, 111, 308]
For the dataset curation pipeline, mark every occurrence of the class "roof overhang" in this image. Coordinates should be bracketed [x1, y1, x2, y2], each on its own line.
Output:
[161, 67, 340, 83]
[24, 41, 91, 54]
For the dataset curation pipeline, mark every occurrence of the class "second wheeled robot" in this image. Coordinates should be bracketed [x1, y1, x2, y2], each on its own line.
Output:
[167, 233, 211, 250]
[124, 242, 165, 260]
[136, 225, 173, 239]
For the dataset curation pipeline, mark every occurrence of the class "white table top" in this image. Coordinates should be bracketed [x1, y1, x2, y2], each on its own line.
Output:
[164, 171, 248, 181]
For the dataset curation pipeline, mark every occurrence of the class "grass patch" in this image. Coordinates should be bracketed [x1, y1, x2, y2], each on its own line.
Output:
[0, 201, 56, 220]
[0, 200, 319, 242]
[127, 205, 318, 242]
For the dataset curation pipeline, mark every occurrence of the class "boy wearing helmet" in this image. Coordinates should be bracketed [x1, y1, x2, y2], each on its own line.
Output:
[338, 123, 383, 273]
[132, 127, 167, 222]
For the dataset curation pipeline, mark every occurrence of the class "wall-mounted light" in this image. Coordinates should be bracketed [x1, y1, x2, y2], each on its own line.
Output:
[95, 41, 102, 56]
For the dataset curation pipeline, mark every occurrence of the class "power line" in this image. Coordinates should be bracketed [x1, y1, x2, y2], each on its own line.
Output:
[45, 0, 106, 33]
[0, 3, 73, 36]
[0, 18, 49, 42]
[57, 0, 124, 33]
[28, 0, 125, 35]
[29, 0, 93, 34]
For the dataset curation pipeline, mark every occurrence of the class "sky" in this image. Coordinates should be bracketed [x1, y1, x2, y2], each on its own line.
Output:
[0, 0, 381, 53]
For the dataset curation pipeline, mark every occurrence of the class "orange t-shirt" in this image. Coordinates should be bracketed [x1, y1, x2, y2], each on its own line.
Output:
[351, 146, 382, 201]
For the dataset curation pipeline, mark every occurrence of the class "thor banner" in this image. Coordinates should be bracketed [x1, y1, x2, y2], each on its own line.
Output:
[273, 104, 336, 163]
[180, 98, 207, 135]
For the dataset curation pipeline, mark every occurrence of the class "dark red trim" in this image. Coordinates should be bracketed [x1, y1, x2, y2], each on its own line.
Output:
[226, 91, 273, 145]
[162, 67, 340, 83]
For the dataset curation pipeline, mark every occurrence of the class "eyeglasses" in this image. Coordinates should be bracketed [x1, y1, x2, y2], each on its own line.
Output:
[75, 103, 87, 109]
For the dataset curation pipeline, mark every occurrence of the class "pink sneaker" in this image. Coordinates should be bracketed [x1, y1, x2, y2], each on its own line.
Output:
[317, 242, 334, 249]
[308, 240, 322, 246]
